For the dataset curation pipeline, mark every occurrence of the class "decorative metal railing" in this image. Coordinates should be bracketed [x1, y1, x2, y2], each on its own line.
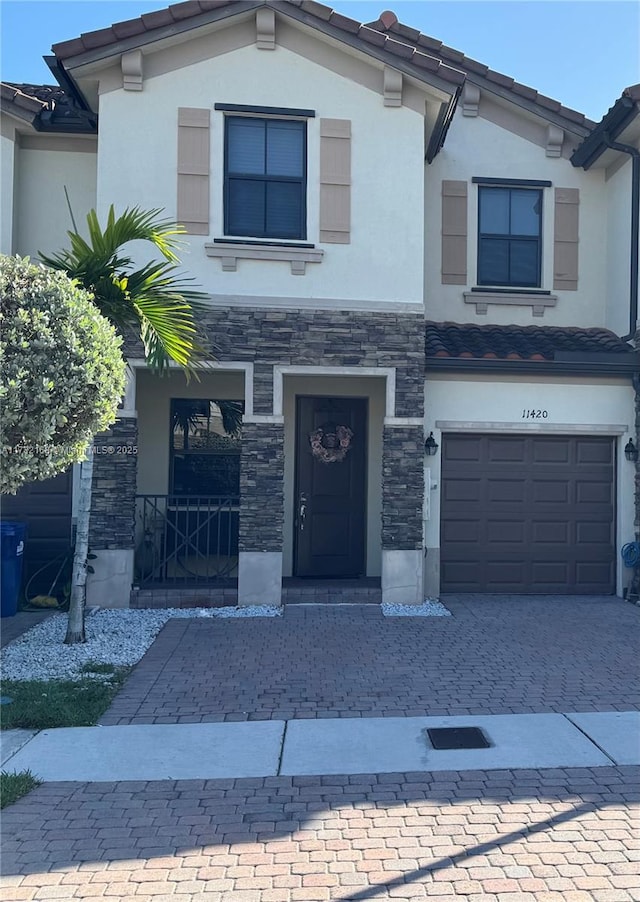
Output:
[134, 495, 239, 585]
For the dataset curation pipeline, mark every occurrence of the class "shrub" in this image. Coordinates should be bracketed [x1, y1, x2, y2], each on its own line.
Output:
[0, 255, 126, 494]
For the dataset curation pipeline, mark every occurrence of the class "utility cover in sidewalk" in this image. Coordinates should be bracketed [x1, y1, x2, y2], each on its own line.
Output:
[427, 727, 490, 749]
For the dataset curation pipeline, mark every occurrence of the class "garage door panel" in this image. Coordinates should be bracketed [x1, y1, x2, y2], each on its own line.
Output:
[532, 439, 571, 463]
[442, 478, 482, 502]
[441, 434, 615, 594]
[445, 435, 482, 461]
[576, 521, 614, 544]
[577, 439, 614, 464]
[487, 437, 527, 462]
[485, 560, 526, 586]
[440, 560, 481, 586]
[531, 520, 570, 544]
[531, 560, 571, 584]
[487, 479, 527, 503]
[531, 479, 570, 504]
[576, 561, 615, 585]
[576, 480, 614, 505]
[486, 520, 526, 544]
[441, 520, 480, 542]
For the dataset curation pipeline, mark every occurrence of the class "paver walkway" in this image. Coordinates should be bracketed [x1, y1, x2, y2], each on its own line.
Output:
[100, 597, 640, 725]
[2, 766, 639, 901]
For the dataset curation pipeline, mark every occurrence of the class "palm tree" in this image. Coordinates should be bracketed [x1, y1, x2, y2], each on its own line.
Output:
[41, 206, 210, 644]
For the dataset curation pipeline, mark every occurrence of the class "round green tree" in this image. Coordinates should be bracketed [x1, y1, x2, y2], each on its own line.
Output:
[0, 255, 126, 495]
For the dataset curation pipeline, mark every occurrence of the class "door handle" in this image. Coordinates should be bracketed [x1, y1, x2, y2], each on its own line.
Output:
[298, 493, 307, 531]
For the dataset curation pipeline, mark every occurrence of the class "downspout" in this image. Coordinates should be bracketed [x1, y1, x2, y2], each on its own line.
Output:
[604, 133, 640, 341]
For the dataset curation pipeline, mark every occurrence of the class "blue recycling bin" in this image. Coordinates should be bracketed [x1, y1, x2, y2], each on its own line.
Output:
[1, 521, 27, 618]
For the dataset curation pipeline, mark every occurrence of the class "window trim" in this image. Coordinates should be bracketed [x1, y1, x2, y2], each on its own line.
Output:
[215, 103, 315, 118]
[223, 115, 308, 241]
[476, 184, 544, 289]
[472, 177, 552, 188]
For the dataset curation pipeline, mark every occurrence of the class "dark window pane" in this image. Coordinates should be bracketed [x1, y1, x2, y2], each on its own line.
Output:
[227, 179, 265, 235]
[509, 240, 539, 285]
[266, 121, 304, 177]
[479, 188, 509, 234]
[511, 189, 541, 236]
[478, 237, 509, 284]
[266, 182, 302, 238]
[172, 454, 240, 496]
[227, 119, 265, 175]
[170, 399, 243, 497]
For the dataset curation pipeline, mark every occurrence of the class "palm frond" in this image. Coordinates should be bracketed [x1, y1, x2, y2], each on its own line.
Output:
[39, 206, 210, 374]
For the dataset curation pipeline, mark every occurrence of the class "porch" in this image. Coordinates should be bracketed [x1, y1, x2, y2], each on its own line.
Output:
[86, 359, 425, 609]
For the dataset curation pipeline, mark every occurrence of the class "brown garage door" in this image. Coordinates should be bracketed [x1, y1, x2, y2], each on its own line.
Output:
[440, 434, 615, 594]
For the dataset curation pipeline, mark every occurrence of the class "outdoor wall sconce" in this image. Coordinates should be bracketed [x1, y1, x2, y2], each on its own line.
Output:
[625, 438, 638, 462]
[425, 432, 439, 456]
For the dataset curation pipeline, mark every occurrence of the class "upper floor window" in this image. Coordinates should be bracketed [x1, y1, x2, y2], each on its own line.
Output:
[224, 116, 307, 240]
[478, 186, 542, 288]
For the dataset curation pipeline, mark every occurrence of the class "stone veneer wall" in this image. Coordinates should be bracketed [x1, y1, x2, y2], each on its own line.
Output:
[382, 426, 424, 550]
[122, 306, 425, 560]
[89, 418, 137, 549]
[239, 423, 285, 552]
[124, 307, 425, 418]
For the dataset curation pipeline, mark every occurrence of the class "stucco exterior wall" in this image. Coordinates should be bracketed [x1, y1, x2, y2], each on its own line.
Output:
[425, 111, 608, 327]
[605, 156, 634, 335]
[1, 129, 16, 254]
[96, 41, 425, 304]
[14, 145, 97, 258]
[424, 373, 636, 596]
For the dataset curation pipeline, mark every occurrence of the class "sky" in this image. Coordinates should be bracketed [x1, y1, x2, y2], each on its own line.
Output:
[1, 1, 638, 122]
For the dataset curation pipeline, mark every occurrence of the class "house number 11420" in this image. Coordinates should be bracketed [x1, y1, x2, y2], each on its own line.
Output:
[522, 409, 548, 419]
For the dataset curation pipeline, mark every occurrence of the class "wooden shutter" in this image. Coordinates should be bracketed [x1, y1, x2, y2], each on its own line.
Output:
[177, 107, 210, 235]
[554, 187, 579, 290]
[441, 180, 467, 284]
[319, 118, 351, 244]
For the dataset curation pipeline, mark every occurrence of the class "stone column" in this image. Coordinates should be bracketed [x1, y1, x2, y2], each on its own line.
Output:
[381, 425, 425, 605]
[238, 421, 284, 606]
[87, 416, 138, 607]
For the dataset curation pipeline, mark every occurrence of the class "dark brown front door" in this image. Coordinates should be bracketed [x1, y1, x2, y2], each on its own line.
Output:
[294, 397, 367, 577]
[440, 434, 616, 594]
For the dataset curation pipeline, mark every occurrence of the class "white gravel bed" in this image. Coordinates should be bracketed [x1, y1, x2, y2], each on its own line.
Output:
[381, 599, 451, 617]
[1, 606, 281, 682]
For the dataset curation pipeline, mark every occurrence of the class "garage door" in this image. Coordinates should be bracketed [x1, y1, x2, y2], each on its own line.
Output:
[1, 469, 73, 597]
[440, 434, 615, 594]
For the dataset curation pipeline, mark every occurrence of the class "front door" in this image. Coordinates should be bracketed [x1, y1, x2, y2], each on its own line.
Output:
[294, 396, 367, 577]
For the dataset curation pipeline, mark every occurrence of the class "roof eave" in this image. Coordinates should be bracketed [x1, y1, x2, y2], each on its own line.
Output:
[572, 93, 640, 169]
[53, 0, 462, 104]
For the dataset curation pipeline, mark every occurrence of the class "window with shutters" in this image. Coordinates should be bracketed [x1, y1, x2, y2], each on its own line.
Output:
[477, 186, 542, 288]
[224, 116, 307, 240]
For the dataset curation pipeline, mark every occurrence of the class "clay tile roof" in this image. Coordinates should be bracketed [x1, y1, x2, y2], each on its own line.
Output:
[371, 14, 596, 131]
[50, 0, 465, 88]
[2, 82, 60, 108]
[425, 322, 637, 362]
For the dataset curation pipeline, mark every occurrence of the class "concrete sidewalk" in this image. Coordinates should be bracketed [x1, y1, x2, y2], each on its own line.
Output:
[3, 710, 639, 782]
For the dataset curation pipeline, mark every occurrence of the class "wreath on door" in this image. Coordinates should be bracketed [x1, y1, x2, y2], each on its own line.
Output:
[309, 423, 354, 464]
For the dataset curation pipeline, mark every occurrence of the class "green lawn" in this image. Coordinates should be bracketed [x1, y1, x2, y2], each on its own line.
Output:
[1, 664, 131, 730]
[0, 770, 42, 808]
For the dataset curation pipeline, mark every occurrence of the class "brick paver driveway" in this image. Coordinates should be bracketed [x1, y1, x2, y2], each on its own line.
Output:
[2, 767, 639, 901]
[100, 596, 640, 725]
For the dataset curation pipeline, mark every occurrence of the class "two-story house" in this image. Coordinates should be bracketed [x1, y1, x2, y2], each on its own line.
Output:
[2, 0, 638, 609]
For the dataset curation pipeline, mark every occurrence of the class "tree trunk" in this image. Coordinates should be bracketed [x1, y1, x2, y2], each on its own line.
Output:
[64, 450, 93, 644]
